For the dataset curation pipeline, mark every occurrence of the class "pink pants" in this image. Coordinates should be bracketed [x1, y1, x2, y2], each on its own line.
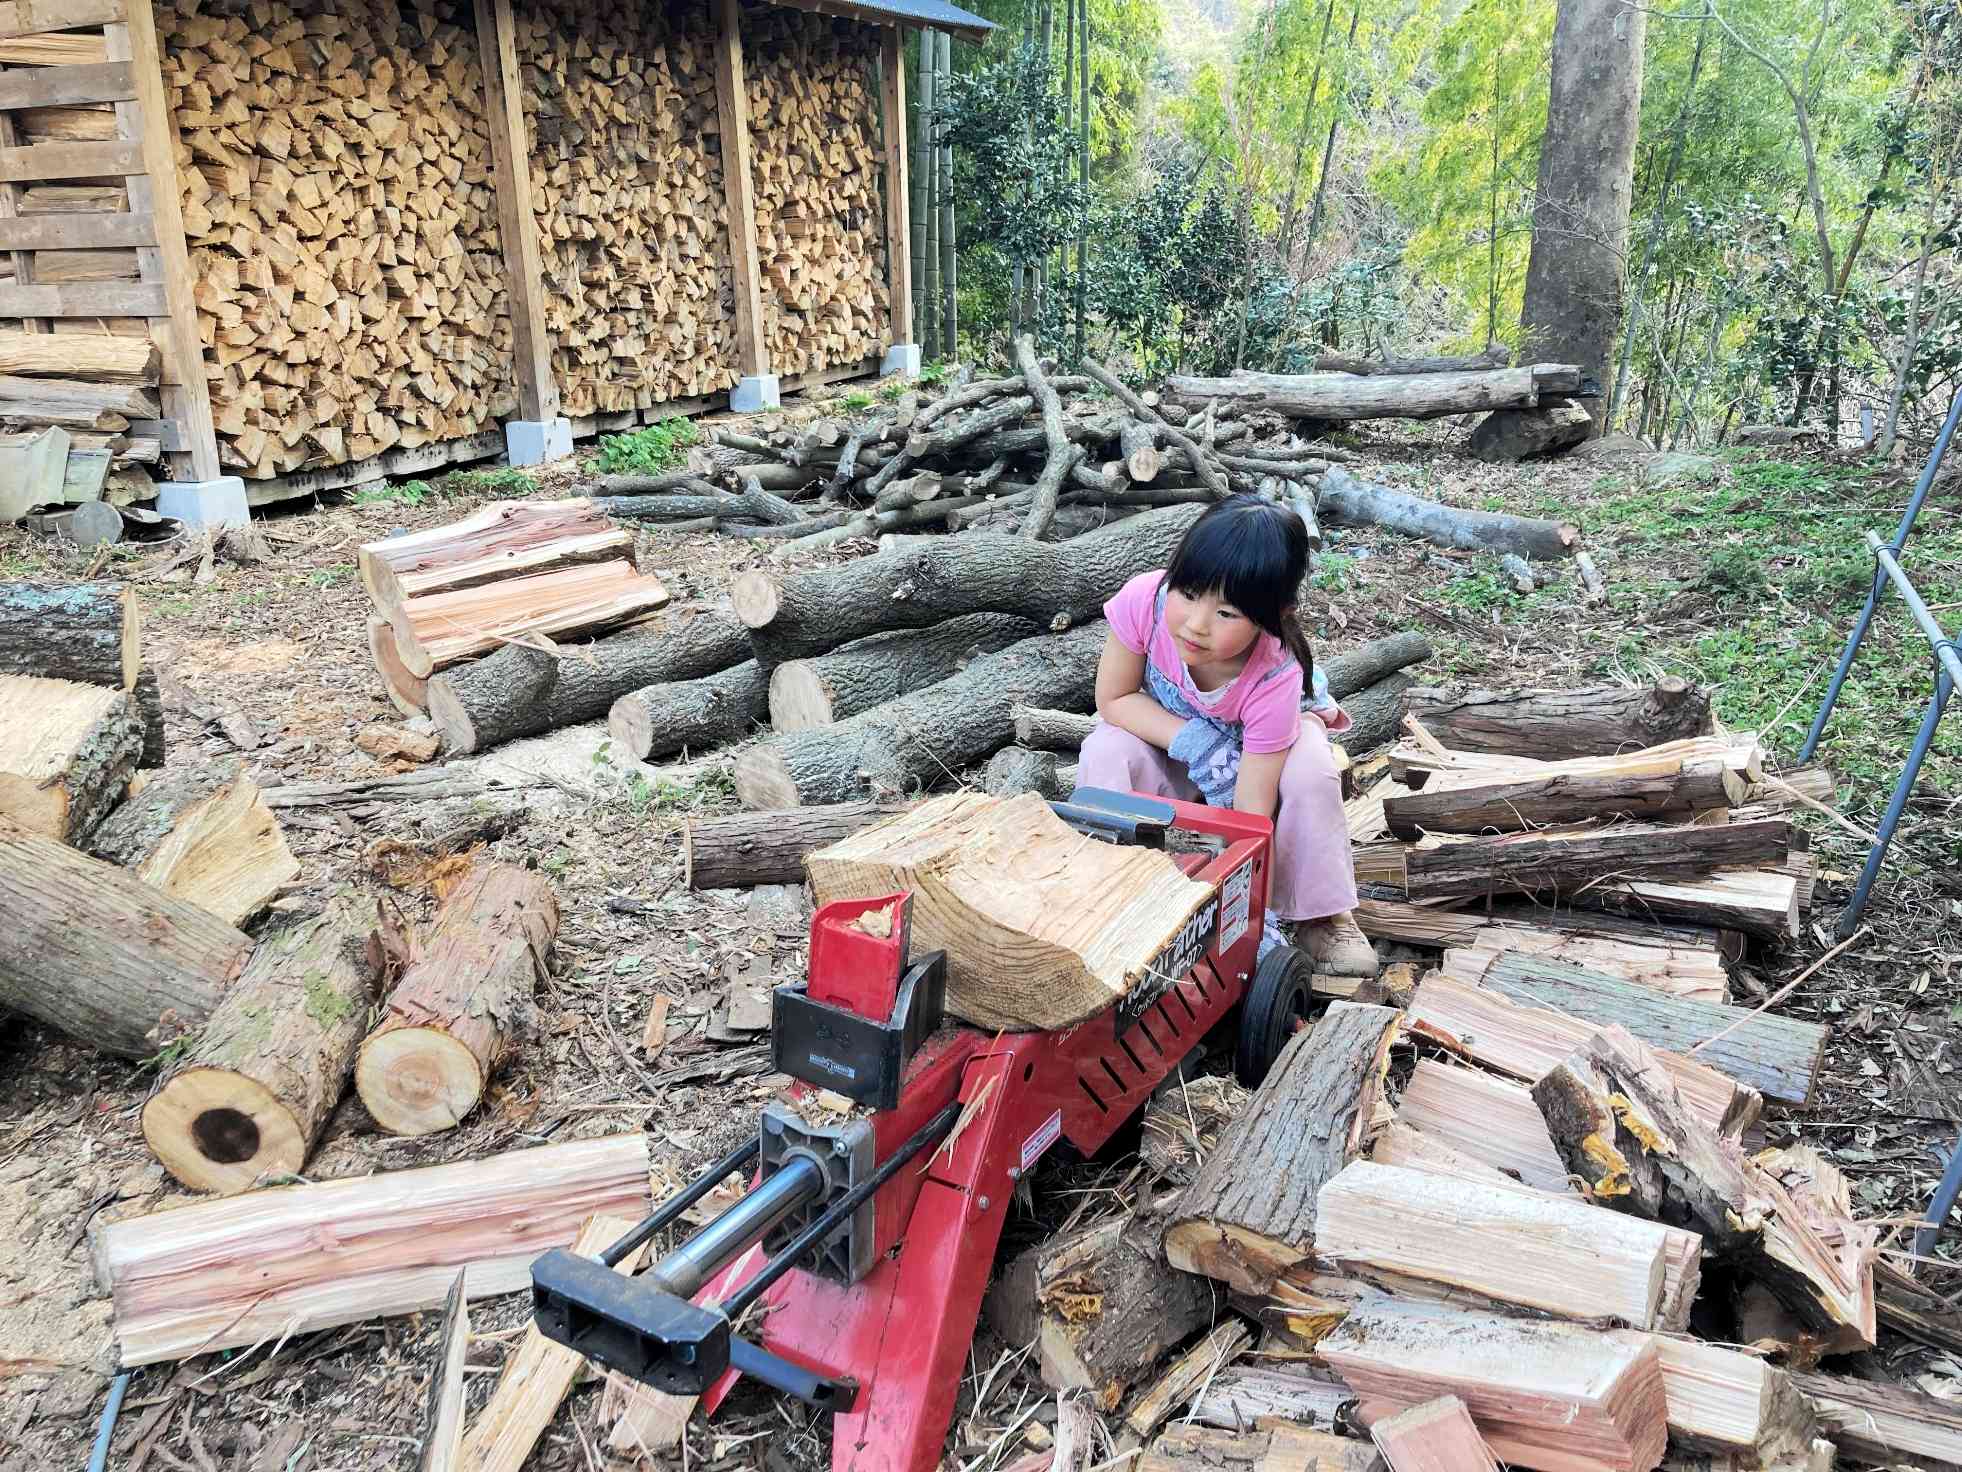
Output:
[1076, 720, 1360, 923]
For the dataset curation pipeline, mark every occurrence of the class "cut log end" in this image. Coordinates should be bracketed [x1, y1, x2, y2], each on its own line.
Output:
[424, 674, 477, 756]
[733, 747, 803, 811]
[730, 571, 781, 629]
[369, 616, 429, 718]
[766, 661, 836, 732]
[606, 697, 657, 762]
[141, 1065, 308, 1194]
[356, 1026, 485, 1137]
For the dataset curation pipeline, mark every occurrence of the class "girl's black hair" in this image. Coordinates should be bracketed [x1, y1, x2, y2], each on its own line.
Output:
[1164, 494, 1315, 681]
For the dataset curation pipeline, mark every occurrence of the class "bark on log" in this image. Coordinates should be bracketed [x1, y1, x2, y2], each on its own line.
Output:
[1383, 761, 1745, 838]
[89, 758, 300, 927]
[768, 613, 1043, 731]
[1163, 1002, 1401, 1294]
[1320, 632, 1434, 699]
[1468, 400, 1594, 462]
[0, 578, 137, 687]
[735, 624, 1106, 808]
[985, 1201, 1214, 1409]
[1081, 360, 1228, 497]
[1012, 704, 1097, 751]
[1400, 680, 1713, 759]
[94, 1134, 651, 1366]
[1400, 820, 1792, 901]
[1312, 346, 1510, 376]
[1796, 1372, 1962, 1470]
[1165, 364, 1581, 421]
[1015, 334, 1077, 541]
[1534, 1027, 1874, 1351]
[594, 477, 805, 527]
[683, 801, 911, 890]
[427, 610, 751, 754]
[981, 745, 1064, 798]
[1340, 673, 1418, 754]
[606, 661, 770, 761]
[0, 676, 142, 841]
[355, 861, 558, 1136]
[141, 894, 381, 1193]
[134, 667, 164, 768]
[1317, 468, 1581, 560]
[730, 505, 1202, 665]
[0, 817, 251, 1056]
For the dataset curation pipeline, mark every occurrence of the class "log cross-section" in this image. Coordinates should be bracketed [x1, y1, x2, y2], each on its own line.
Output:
[473, 0, 558, 423]
[714, 0, 767, 379]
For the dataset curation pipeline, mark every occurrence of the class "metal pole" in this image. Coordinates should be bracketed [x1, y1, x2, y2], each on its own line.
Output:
[1801, 391, 1962, 759]
[601, 1136, 761, 1268]
[1871, 536, 1962, 691]
[1836, 665, 1950, 937]
[647, 1155, 826, 1300]
[1915, 1130, 1962, 1259]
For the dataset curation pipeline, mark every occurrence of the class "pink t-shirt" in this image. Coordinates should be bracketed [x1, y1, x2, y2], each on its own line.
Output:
[1104, 571, 1305, 754]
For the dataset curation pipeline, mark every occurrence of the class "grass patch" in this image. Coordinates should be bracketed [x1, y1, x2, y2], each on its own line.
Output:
[839, 390, 874, 412]
[352, 478, 438, 507]
[442, 467, 534, 497]
[595, 417, 699, 476]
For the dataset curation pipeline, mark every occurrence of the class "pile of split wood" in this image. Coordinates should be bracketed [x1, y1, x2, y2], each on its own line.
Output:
[0, 578, 569, 1195]
[0, 333, 165, 536]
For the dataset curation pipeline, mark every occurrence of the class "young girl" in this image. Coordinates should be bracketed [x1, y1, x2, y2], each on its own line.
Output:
[1078, 495, 1376, 976]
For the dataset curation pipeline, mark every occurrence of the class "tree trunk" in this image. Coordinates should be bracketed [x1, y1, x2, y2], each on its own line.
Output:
[683, 800, 910, 889]
[1317, 467, 1581, 560]
[0, 578, 137, 686]
[769, 613, 1041, 730]
[1339, 672, 1418, 754]
[1016, 333, 1081, 540]
[936, 29, 956, 359]
[606, 661, 770, 761]
[141, 894, 381, 1193]
[89, 758, 300, 927]
[1012, 704, 1097, 751]
[592, 483, 807, 528]
[735, 623, 1105, 808]
[1400, 679, 1711, 757]
[355, 861, 559, 1137]
[94, 1134, 651, 1367]
[985, 1203, 1215, 1410]
[0, 676, 142, 841]
[427, 611, 751, 754]
[1164, 365, 1579, 420]
[1162, 1002, 1401, 1294]
[1878, 184, 1944, 458]
[1400, 818, 1791, 902]
[921, 28, 940, 353]
[730, 504, 1201, 664]
[1074, 0, 1088, 361]
[1319, 631, 1432, 697]
[1512, 0, 1646, 434]
[0, 818, 251, 1056]
[1382, 760, 1742, 838]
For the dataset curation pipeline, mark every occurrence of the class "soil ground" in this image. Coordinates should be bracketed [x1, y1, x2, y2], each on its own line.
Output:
[2, 391, 1959, 1470]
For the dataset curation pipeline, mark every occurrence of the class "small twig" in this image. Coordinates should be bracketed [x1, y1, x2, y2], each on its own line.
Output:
[1690, 925, 1869, 1054]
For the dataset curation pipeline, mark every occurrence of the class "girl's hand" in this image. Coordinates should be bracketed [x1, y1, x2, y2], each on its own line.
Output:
[1233, 748, 1285, 820]
[1093, 631, 1186, 750]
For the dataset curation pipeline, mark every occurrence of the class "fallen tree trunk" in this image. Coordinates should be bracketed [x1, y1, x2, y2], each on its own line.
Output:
[0, 818, 251, 1057]
[593, 477, 806, 527]
[1318, 1299, 1668, 1472]
[355, 861, 559, 1136]
[93, 1133, 652, 1366]
[1398, 819, 1793, 901]
[734, 623, 1106, 809]
[1013, 704, 1098, 751]
[427, 610, 751, 754]
[1382, 762, 1745, 837]
[1400, 680, 1712, 760]
[0, 578, 137, 687]
[1339, 673, 1419, 755]
[1533, 1027, 1875, 1352]
[1317, 467, 1582, 560]
[1015, 334, 1078, 540]
[1163, 1002, 1401, 1294]
[683, 801, 910, 889]
[89, 758, 299, 927]
[370, 615, 430, 716]
[1319, 631, 1434, 697]
[1312, 346, 1510, 376]
[0, 675, 142, 840]
[606, 661, 770, 761]
[1165, 364, 1580, 420]
[141, 894, 380, 1193]
[1314, 1159, 1696, 1331]
[805, 791, 1215, 1031]
[984, 1199, 1214, 1410]
[768, 613, 1043, 730]
[730, 504, 1202, 665]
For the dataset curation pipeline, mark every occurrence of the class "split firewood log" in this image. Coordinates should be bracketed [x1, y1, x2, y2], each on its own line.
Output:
[141, 893, 383, 1193]
[88, 758, 300, 926]
[427, 610, 751, 754]
[358, 500, 629, 623]
[734, 623, 1105, 809]
[1399, 680, 1713, 759]
[0, 675, 143, 841]
[606, 661, 771, 761]
[355, 861, 558, 1136]
[730, 504, 1203, 665]
[0, 818, 251, 1057]
[388, 562, 670, 679]
[768, 612, 1043, 730]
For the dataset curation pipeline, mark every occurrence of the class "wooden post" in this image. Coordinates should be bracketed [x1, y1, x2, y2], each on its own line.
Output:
[103, 0, 221, 482]
[879, 26, 911, 349]
[714, 0, 768, 379]
[473, 0, 558, 423]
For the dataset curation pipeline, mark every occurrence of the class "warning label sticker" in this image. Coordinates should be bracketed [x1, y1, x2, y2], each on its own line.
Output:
[1021, 1109, 1063, 1172]
[1219, 859, 1254, 952]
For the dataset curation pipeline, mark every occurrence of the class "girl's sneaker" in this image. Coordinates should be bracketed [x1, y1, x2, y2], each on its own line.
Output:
[1301, 911, 1378, 977]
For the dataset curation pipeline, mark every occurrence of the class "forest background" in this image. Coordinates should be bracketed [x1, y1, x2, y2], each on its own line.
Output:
[903, 0, 1961, 455]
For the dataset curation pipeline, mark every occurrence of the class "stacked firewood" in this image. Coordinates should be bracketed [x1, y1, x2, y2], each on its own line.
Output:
[160, 0, 516, 478]
[518, 0, 736, 414]
[744, 9, 889, 377]
[356, 498, 670, 717]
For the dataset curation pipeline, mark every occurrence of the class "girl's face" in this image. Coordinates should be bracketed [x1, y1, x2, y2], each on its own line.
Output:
[1165, 585, 1261, 669]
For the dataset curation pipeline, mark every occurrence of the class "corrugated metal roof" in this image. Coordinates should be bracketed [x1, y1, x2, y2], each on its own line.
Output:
[765, 0, 995, 44]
